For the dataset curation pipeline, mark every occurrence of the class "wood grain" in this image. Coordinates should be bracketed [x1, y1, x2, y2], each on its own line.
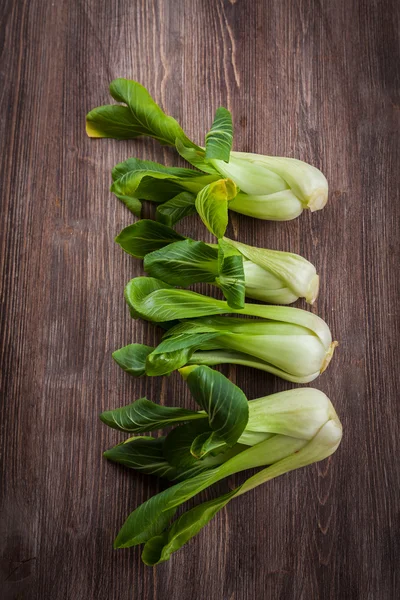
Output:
[1, 0, 399, 598]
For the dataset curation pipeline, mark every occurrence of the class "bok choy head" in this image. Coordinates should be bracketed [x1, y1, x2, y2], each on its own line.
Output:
[114, 277, 336, 382]
[100, 365, 342, 565]
[86, 78, 328, 223]
[116, 219, 319, 306]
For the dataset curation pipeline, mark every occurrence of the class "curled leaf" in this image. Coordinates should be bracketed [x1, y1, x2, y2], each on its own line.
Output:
[195, 179, 238, 238]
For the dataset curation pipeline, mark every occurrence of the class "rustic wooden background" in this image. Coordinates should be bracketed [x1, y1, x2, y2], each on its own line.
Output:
[1, 0, 399, 598]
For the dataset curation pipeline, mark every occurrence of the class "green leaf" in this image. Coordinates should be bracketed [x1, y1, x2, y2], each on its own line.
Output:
[145, 332, 221, 376]
[115, 220, 185, 258]
[181, 365, 248, 448]
[114, 469, 218, 548]
[162, 317, 260, 340]
[156, 192, 197, 226]
[217, 237, 240, 270]
[110, 158, 204, 215]
[162, 420, 236, 478]
[111, 157, 217, 217]
[205, 107, 233, 162]
[113, 363, 271, 551]
[216, 256, 245, 309]
[100, 397, 205, 433]
[195, 179, 238, 238]
[85, 81, 234, 182]
[140, 534, 169, 566]
[112, 157, 203, 185]
[86, 105, 144, 139]
[87, 78, 197, 148]
[114, 196, 143, 217]
[120, 365, 248, 457]
[104, 427, 220, 483]
[141, 489, 238, 565]
[115, 160, 217, 196]
[152, 332, 221, 354]
[163, 421, 211, 469]
[216, 239, 245, 309]
[162, 318, 220, 338]
[124, 277, 228, 322]
[103, 435, 213, 482]
[138, 235, 245, 309]
[145, 348, 193, 376]
[112, 344, 154, 377]
[115, 495, 178, 547]
[104, 436, 180, 480]
[144, 240, 219, 286]
[124, 277, 174, 320]
[190, 431, 228, 459]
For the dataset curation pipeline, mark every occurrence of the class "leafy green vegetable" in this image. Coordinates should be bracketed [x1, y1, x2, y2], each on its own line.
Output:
[88, 78, 339, 568]
[124, 277, 330, 342]
[162, 421, 212, 469]
[141, 415, 342, 565]
[144, 331, 221, 376]
[87, 78, 329, 221]
[143, 238, 245, 310]
[102, 376, 342, 563]
[118, 278, 336, 382]
[116, 219, 319, 305]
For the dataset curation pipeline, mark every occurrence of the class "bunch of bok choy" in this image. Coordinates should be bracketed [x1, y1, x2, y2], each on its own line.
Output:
[86, 78, 328, 226]
[101, 366, 342, 565]
[112, 276, 336, 382]
[116, 219, 319, 306]
[87, 78, 341, 567]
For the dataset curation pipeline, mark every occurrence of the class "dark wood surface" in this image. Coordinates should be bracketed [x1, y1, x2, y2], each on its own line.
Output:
[1, 0, 399, 598]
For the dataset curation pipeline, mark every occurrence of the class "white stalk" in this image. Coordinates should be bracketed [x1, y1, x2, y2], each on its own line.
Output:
[212, 152, 328, 218]
[227, 236, 320, 304]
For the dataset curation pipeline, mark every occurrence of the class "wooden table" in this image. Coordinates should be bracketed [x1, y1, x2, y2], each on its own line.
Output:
[1, 1, 399, 598]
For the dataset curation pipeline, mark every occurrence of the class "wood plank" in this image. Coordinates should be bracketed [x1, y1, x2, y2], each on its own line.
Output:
[0, 0, 399, 598]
